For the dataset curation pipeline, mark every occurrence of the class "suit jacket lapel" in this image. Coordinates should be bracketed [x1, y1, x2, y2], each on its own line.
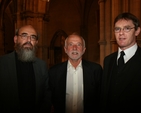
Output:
[82, 60, 95, 97]
[7, 52, 20, 106]
[58, 62, 67, 98]
[54, 61, 67, 109]
[82, 62, 89, 92]
[33, 59, 40, 101]
[106, 53, 118, 93]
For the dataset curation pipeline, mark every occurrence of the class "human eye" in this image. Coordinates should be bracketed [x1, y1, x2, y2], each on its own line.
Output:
[68, 43, 73, 46]
[124, 27, 130, 32]
[31, 35, 37, 40]
[77, 43, 82, 47]
[114, 27, 121, 32]
[21, 33, 28, 38]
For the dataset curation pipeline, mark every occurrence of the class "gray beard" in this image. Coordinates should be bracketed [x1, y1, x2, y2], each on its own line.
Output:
[15, 43, 37, 62]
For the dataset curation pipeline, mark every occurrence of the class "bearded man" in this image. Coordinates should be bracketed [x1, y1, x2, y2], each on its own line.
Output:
[0, 25, 51, 113]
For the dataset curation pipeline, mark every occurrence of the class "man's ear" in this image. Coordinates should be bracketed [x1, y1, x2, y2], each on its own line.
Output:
[36, 40, 38, 44]
[64, 46, 67, 53]
[135, 27, 141, 36]
[14, 35, 18, 43]
[83, 47, 86, 53]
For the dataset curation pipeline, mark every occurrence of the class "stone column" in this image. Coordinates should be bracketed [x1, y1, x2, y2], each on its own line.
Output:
[104, 0, 112, 57]
[98, 0, 106, 67]
[131, 0, 141, 46]
[0, 1, 6, 55]
[110, 0, 121, 53]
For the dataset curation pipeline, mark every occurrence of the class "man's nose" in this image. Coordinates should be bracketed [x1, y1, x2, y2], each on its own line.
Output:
[72, 45, 77, 49]
[119, 28, 125, 34]
[27, 36, 32, 41]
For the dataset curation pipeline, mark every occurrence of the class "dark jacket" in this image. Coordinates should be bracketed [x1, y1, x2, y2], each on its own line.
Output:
[48, 59, 103, 113]
[0, 51, 51, 113]
[101, 46, 141, 113]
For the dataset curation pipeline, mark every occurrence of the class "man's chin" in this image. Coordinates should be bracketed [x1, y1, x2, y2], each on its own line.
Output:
[71, 57, 81, 61]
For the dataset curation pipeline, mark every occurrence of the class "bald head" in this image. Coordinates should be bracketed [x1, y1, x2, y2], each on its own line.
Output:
[15, 25, 39, 40]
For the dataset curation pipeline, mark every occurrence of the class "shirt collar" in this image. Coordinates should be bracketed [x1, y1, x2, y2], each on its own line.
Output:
[118, 43, 137, 61]
[67, 60, 82, 69]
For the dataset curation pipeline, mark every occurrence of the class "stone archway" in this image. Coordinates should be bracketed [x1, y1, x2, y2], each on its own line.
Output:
[49, 29, 68, 67]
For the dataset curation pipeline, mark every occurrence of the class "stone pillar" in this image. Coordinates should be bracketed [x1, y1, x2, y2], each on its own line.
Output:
[80, 25, 88, 59]
[110, 0, 122, 53]
[98, 0, 106, 67]
[122, 0, 129, 12]
[131, 0, 141, 46]
[104, 0, 112, 57]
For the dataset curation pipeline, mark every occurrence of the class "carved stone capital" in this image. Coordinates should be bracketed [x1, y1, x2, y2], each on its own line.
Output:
[98, 39, 107, 45]
[110, 38, 117, 44]
[20, 11, 45, 19]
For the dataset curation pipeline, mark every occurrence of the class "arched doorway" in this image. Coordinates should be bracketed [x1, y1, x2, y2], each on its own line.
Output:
[49, 29, 68, 67]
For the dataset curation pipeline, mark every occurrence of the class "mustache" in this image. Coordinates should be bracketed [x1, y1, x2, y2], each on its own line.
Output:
[71, 50, 78, 52]
[23, 42, 33, 47]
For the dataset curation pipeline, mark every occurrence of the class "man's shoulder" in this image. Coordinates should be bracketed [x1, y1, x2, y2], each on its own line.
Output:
[82, 59, 99, 65]
[0, 52, 15, 60]
[104, 52, 117, 60]
[49, 61, 67, 70]
[137, 46, 141, 53]
[34, 57, 47, 66]
[82, 59, 102, 68]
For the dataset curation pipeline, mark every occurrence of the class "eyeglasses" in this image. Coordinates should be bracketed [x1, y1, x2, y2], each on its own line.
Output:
[18, 34, 37, 41]
[114, 26, 135, 33]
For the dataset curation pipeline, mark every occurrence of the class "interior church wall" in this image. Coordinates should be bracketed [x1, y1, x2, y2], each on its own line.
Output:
[1, 0, 141, 67]
[0, 0, 100, 68]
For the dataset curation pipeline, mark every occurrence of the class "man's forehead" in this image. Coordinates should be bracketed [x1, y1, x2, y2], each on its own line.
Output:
[68, 35, 81, 40]
[115, 19, 134, 26]
[116, 19, 133, 24]
[19, 26, 36, 34]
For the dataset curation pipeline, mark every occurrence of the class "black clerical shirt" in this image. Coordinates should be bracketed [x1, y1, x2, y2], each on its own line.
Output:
[15, 53, 36, 113]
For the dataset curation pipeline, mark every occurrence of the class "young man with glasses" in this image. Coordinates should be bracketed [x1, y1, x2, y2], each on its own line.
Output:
[0, 25, 51, 113]
[101, 12, 141, 112]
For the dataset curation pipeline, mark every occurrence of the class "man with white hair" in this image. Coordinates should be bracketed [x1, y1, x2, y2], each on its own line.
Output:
[49, 33, 102, 113]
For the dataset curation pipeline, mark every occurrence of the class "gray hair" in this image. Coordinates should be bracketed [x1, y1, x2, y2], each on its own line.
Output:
[64, 32, 86, 48]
